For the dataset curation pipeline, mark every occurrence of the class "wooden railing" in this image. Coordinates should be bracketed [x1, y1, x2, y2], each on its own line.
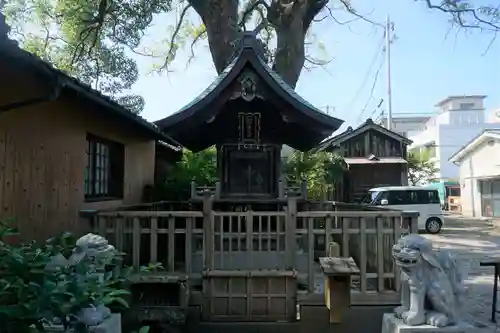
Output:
[89, 199, 418, 305]
[94, 210, 204, 274]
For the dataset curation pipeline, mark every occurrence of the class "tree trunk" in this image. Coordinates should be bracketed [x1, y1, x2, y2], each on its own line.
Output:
[190, 0, 327, 88]
[271, 0, 327, 88]
[189, 0, 240, 74]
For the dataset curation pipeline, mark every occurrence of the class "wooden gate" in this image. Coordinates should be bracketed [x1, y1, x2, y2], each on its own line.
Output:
[203, 270, 297, 322]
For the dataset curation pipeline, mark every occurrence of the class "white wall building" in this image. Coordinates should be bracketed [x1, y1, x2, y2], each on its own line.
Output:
[409, 95, 500, 182]
[449, 130, 500, 217]
[376, 114, 432, 138]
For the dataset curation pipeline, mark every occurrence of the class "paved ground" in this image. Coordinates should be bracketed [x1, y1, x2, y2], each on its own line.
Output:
[424, 216, 500, 331]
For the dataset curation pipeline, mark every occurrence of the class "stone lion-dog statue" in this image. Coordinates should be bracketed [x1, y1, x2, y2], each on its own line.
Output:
[392, 234, 466, 327]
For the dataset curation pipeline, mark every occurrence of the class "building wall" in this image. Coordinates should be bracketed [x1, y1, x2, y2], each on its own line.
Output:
[409, 95, 500, 182]
[441, 96, 484, 112]
[376, 115, 431, 137]
[459, 138, 500, 217]
[0, 65, 156, 240]
[437, 124, 500, 180]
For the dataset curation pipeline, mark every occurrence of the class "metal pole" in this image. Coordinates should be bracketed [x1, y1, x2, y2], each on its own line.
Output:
[386, 15, 393, 130]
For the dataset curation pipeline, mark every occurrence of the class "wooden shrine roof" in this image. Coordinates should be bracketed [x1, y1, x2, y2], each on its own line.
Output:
[154, 33, 344, 151]
[316, 118, 413, 152]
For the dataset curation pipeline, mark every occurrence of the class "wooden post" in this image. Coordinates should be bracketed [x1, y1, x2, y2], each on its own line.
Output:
[190, 180, 196, 199]
[327, 242, 340, 257]
[285, 198, 297, 269]
[215, 181, 221, 200]
[319, 257, 360, 324]
[301, 179, 308, 200]
[202, 191, 213, 270]
[278, 177, 285, 200]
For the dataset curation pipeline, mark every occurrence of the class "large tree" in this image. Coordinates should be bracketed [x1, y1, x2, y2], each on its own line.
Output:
[4, 0, 500, 108]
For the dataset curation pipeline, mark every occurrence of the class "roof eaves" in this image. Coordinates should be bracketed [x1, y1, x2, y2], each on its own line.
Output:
[1, 45, 182, 149]
[154, 51, 242, 129]
[251, 55, 343, 129]
[448, 129, 491, 163]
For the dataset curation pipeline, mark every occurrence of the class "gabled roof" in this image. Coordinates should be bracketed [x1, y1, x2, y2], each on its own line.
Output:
[0, 17, 181, 149]
[154, 32, 343, 134]
[448, 129, 500, 163]
[316, 118, 413, 152]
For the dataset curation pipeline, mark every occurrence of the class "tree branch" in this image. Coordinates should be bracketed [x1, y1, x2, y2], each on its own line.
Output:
[160, 4, 192, 71]
[422, 0, 500, 31]
[186, 27, 207, 67]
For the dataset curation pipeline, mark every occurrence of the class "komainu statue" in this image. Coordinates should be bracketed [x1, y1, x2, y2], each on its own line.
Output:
[392, 234, 466, 327]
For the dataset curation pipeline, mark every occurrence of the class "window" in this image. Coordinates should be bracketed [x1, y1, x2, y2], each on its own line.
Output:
[385, 190, 440, 205]
[84, 134, 125, 200]
[387, 191, 410, 205]
[446, 186, 460, 197]
[459, 103, 475, 110]
[417, 190, 441, 204]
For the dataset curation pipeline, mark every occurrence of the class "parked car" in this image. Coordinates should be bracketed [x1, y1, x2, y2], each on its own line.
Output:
[360, 186, 444, 234]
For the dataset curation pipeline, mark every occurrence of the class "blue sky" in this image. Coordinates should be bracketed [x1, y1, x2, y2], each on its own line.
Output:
[130, 0, 500, 129]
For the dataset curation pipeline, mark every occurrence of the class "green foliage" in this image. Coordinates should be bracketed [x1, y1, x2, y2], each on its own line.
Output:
[408, 150, 439, 186]
[153, 146, 346, 201]
[140, 262, 165, 273]
[0, 221, 131, 333]
[4, 0, 174, 113]
[282, 150, 346, 200]
[157, 147, 217, 200]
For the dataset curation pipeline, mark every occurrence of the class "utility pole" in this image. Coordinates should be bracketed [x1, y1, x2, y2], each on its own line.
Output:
[385, 15, 393, 130]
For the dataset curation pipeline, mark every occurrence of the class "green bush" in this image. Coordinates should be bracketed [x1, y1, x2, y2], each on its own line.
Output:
[0, 220, 131, 333]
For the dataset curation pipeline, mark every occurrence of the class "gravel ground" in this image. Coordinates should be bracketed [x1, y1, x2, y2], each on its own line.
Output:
[424, 216, 500, 332]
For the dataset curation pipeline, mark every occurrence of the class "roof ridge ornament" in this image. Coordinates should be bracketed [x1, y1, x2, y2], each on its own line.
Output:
[225, 27, 269, 68]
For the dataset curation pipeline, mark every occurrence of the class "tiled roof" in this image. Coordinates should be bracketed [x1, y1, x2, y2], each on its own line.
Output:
[316, 118, 412, 152]
[0, 31, 181, 149]
[155, 32, 343, 131]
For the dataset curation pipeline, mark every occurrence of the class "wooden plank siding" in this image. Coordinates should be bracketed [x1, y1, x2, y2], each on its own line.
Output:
[0, 65, 156, 241]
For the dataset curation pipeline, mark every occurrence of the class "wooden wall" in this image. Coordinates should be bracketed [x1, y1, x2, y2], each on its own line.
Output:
[349, 164, 405, 202]
[0, 64, 156, 241]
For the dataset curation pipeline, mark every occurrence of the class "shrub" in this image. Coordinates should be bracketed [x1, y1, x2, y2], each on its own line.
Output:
[0, 220, 131, 333]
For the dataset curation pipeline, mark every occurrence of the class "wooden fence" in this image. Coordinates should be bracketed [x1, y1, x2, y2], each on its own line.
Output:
[91, 198, 418, 305]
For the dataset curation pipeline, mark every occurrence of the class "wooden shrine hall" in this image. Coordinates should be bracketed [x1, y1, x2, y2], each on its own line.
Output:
[155, 32, 344, 200]
[316, 118, 413, 203]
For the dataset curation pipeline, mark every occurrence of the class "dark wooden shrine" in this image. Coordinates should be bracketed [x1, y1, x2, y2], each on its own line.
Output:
[317, 118, 412, 202]
[155, 32, 344, 201]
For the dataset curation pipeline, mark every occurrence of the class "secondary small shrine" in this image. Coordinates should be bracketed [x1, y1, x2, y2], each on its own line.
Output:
[155, 32, 344, 199]
[317, 118, 413, 202]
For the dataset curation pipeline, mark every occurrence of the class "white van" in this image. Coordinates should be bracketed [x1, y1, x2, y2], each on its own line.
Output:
[360, 186, 444, 234]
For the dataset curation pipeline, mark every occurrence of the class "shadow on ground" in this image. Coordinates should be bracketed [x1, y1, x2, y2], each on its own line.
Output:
[424, 218, 500, 330]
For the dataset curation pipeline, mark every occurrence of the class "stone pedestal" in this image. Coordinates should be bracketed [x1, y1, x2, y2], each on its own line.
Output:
[43, 313, 121, 333]
[382, 314, 482, 333]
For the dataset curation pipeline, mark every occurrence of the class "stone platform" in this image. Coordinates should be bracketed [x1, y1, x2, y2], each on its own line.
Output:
[381, 314, 487, 333]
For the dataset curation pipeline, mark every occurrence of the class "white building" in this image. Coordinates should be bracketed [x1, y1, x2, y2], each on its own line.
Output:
[449, 130, 500, 217]
[376, 114, 432, 137]
[409, 95, 500, 182]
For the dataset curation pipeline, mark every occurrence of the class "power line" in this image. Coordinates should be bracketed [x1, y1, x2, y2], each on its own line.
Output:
[344, 34, 385, 117]
[356, 57, 385, 124]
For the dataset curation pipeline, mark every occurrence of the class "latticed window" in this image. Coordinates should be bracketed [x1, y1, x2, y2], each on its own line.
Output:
[84, 134, 125, 200]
